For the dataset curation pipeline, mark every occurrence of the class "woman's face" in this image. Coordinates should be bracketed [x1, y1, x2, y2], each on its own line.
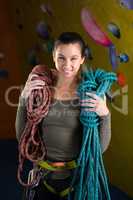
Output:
[53, 43, 85, 79]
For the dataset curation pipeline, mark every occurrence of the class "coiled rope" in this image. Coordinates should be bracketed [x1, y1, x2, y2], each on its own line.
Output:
[68, 68, 117, 200]
[17, 65, 57, 187]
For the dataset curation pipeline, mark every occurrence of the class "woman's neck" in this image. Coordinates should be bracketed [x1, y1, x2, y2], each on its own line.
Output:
[51, 69, 81, 99]
[56, 80, 76, 90]
[55, 74, 78, 90]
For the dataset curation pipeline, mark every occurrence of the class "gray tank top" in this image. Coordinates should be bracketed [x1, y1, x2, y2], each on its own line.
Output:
[39, 98, 83, 162]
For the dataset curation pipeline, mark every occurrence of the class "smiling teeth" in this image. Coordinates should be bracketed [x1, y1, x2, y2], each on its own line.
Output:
[64, 69, 72, 72]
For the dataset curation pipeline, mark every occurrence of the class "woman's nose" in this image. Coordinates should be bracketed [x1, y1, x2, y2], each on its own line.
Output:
[64, 59, 71, 67]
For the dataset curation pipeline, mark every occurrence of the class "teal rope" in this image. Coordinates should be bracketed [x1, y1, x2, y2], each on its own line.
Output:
[68, 68, 117, 200]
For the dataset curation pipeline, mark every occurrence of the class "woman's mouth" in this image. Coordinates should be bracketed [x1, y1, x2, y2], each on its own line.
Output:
[63, 68, 73, 73]
[64, 70, 72, 73]
[63, 70, 73, 75]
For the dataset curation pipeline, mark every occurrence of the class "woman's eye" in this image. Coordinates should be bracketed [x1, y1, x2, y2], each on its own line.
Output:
[58, 57, 65, 60]
[71, 58, 77, 61]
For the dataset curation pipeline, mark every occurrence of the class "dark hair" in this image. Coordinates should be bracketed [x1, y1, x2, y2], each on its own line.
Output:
[53, 32, 87, 58]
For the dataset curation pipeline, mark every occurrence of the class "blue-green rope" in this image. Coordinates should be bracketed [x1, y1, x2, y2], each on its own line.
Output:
[68, 68, 117, 200]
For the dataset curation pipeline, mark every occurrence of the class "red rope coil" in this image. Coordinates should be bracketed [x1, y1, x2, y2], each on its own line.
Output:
[17, 65, 57, 187]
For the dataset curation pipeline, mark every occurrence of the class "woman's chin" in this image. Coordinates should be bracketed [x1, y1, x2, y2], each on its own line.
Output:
[58, 70, 76, 79]
[62, 71, 75, 78]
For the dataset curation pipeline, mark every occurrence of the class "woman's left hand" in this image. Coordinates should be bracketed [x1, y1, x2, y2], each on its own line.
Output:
[80, 92, 109, 116]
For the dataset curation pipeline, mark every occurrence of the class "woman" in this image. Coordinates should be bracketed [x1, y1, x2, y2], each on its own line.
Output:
[16, 32, 111, 200]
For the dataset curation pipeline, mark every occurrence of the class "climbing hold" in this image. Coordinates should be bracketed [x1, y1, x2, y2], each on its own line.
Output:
[81, 8, 118, 70]
[120, 0, 133, 9]
[117, 72, 126, 87]
[36, 21, 51, 40]
[118, 53, 129, 63]
[107, 22, 121, 39]
[40, 3, 53, 16]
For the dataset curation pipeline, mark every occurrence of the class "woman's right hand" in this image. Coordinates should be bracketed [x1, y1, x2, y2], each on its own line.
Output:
[21, 74, 45, 100]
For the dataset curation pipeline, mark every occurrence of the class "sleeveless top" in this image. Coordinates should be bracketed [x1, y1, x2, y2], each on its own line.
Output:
[39, 97, 83, 161]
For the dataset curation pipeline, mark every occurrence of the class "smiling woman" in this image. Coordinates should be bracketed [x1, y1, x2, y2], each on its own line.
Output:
[52, 43, 85, 78]
[15, 32, 112, 200]
[51, 32, 86, 101]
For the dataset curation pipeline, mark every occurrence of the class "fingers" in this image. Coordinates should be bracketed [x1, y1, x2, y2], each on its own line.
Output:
[28, 74, 38, 81]
[80, 92, 101, 113]
[26, 82, 45, 88]
[86, 92, 100, 100]
[80, 92, 109, 116]
[86, 92, 106, 102]
[28, 86, 44, 91]
[80, 92, 99, 107]
[81, 92, 106, 104]
[21, 79, 45, 99]
[25, 80, 45, 92]
[84, 108, 96, 112]
[80, 102, 97, 107]
[27, 79, 45, 85]
[80, 98, 96, 103]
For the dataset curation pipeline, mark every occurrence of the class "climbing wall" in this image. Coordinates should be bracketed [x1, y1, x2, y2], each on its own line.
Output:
[0, 0, 22, 138]
[1, 0, 133, 197]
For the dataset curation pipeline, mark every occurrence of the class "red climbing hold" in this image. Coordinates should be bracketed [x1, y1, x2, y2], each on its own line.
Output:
[117, 72, 126, 87]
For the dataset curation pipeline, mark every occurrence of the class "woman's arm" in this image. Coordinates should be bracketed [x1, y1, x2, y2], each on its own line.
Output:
[15, 96, 27, 141]
[99, 112, 111, 153]
[15, 65, 46, 141]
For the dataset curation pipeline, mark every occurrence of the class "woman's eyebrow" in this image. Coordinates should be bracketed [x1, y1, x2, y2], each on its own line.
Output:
[58, 53, 79, 57]
[58, 53, 65, 56]
[58, 53, 79, 58]
[71, 55, 79, 57]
